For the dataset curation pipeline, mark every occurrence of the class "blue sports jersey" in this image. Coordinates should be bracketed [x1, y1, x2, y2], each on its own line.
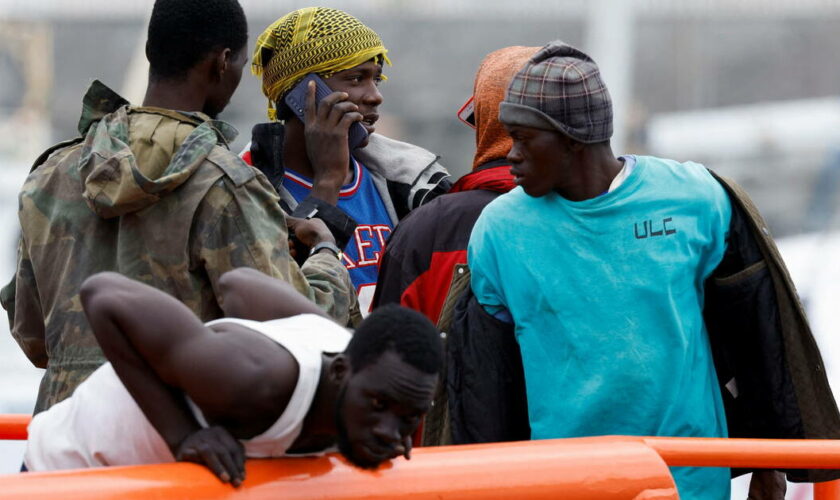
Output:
[283, 158, 392, 313]
[469, 156, 732, 500]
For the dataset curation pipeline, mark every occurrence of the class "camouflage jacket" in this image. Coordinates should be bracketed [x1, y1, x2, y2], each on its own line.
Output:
[2, 81, 355, 412]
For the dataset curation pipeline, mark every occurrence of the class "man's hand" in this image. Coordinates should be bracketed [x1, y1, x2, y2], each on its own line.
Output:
[303, 80, 363, 204]
[174, 426, 246, 487]
[288, 235, 298, 261]
[287, 216, 336, 249]
[393, 435, 412, 461]
[747, 470, 786, 500]
[401, 435, 412, 460]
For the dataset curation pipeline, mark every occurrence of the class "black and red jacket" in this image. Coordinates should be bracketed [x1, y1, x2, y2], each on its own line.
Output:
[372, 160, 514, 323]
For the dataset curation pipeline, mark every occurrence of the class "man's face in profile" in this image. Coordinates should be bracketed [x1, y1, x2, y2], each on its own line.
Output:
[505, 124, 579, 198]
[321, 60, 384, 149]
[334, 350, 437, 469]
[203, 46, 248, 119]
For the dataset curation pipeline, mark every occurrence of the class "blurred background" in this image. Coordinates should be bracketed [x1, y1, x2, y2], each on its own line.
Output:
[2, 1, 840, 496]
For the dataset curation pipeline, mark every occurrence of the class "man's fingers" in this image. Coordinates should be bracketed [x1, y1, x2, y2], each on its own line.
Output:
[199, 445, 243, 487]
[175, 428, 246, 487]
[303, 80, 317, 123]
[215, 428, 246, 485]
[403, 435, 412, 460]
[320, 91, 349, 106]
[176, 447, 197, 463]
[234, 440, 246, 478]
[199, 448, 231, 484]
[339, 112, 364, 129]
[327, 101, 360, 125]
[316, 91, 349, 121]
[217, 447, 244, 487]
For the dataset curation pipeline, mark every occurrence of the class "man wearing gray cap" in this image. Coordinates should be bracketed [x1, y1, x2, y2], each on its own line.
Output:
[467, 40, 840, 499]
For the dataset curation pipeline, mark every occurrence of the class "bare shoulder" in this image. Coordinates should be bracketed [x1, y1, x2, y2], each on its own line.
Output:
[210, 321, 301, 396]
[195, 321, 301, 436]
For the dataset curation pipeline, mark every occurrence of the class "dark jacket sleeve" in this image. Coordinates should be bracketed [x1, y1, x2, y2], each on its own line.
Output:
[705, 173, 840, 482]
[290, 196, 357, 250]
[371, 212, 418, 310]
[447, 289, 530, 444]
[370, 240, 404, 309]
[704, 193, 803, 441]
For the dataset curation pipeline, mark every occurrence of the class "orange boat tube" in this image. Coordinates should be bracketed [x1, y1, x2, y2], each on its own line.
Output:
[0, 414, 29, 440]
[5, 412, 840, 500]
[0, 437, 678, 500]
[643, 436, 840, 469]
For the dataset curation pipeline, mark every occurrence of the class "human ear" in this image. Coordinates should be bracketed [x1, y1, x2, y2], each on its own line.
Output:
[214, 48, 231, 80]
[563, 135, 585, 152]
[329, 354, 350, 383]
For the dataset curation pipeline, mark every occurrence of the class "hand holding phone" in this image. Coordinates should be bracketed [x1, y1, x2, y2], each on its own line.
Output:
[285, 74, 368, 149]
[284, 74, 367, 202]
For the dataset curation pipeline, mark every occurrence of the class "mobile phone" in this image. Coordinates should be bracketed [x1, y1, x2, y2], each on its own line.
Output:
[457, 95, 476, 129]
[284, 73, 369, 150]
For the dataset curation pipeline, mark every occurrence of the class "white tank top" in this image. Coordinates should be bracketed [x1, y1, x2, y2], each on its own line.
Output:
[25, 314, 351, 470]
[198, 315, 350, 457]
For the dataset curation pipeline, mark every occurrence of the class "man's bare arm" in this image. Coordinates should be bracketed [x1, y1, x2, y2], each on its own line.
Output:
[218, 267, 330, 321]
[79, 272, 246, 485]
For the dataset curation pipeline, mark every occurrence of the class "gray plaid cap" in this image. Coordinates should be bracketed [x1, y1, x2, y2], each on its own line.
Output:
[499, 40, 613, 144]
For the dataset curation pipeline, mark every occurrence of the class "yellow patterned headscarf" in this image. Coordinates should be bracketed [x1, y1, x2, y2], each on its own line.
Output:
[252, 7, 391, 120]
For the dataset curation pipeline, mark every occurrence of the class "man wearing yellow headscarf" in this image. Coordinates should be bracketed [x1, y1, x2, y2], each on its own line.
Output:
[242, 7, 451, 317]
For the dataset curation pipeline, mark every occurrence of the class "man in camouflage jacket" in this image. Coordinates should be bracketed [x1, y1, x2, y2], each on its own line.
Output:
[1, 0, 355, 413]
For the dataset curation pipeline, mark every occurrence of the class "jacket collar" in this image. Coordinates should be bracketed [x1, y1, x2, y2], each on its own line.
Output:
[76, 80, 238, 145]
[77, 80, 130, 136]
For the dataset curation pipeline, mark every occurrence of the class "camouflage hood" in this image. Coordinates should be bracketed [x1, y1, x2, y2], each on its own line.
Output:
[77, 87, 237, 219]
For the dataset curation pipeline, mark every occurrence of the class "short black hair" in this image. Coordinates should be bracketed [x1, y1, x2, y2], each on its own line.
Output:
[346, 304, 442, 375]
[146, 0, 248, 81]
